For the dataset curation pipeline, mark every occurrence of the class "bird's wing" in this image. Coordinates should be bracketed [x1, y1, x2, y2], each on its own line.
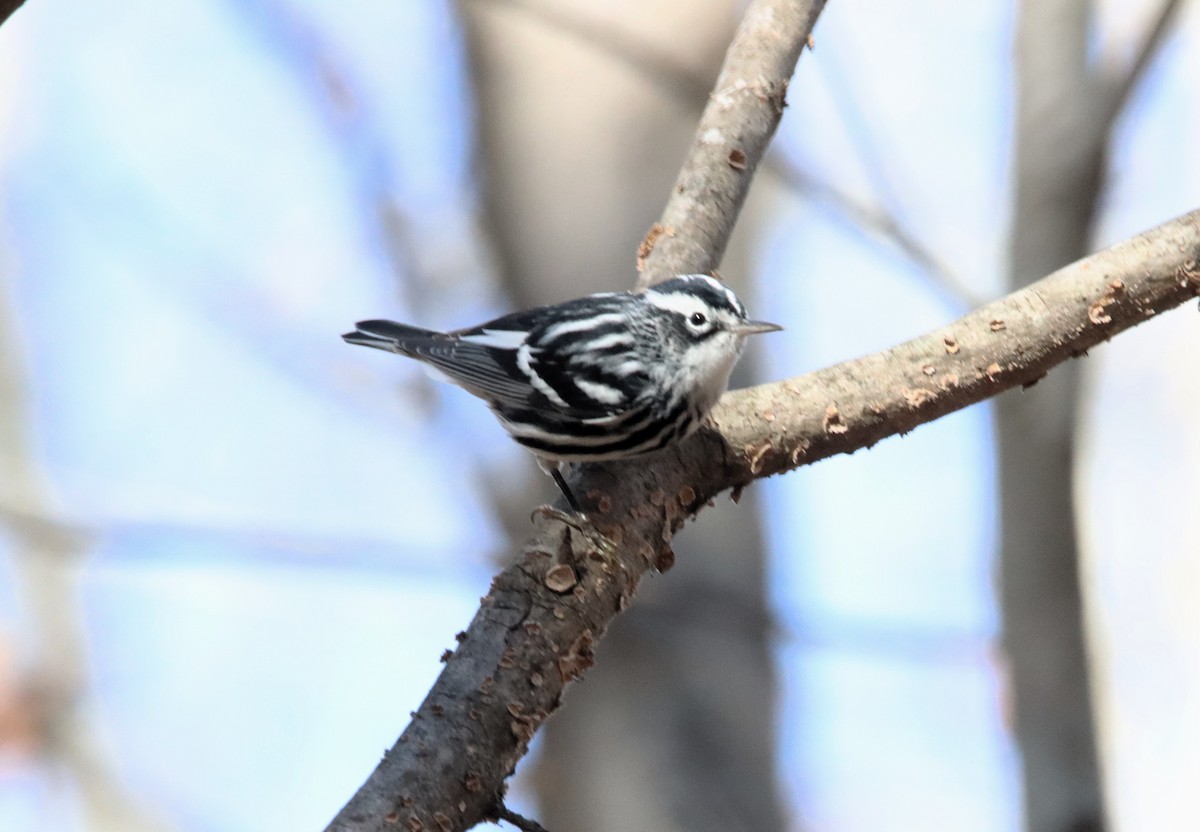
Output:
[425, 330, 539, 409]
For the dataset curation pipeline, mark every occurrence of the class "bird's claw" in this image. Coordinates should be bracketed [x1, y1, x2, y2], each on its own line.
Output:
[530, 505, 618, 557]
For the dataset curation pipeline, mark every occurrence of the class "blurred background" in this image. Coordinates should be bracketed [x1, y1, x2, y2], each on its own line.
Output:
[0, 1, 1198, 830]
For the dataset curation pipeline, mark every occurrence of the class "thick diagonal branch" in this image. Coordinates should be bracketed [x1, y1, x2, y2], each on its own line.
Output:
[326, 208, 1199, 832]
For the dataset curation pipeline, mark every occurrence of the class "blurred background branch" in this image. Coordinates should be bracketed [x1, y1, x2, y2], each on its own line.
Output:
[1, 265, 165, 830]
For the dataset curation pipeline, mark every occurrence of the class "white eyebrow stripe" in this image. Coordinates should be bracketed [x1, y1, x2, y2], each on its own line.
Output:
[541, 312, 627, 342]
[459, 329, 528, 349]
[643, 290, 710, 319]
[574, 379, 625, 406]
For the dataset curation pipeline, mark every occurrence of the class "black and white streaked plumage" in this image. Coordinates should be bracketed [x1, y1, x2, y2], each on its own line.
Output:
[343, 274, 781, 510]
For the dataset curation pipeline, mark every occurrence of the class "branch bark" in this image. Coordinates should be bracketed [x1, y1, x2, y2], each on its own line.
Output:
[635, 0, 827, 287]
[323, 203, 1200, 832]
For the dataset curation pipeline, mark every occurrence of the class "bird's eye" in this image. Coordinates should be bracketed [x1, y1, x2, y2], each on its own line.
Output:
[689, 312, 708, 327]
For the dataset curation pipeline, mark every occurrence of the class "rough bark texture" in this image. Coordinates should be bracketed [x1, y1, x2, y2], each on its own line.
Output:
[455, 2, 785, 831]
[324, 207, 1200, 832]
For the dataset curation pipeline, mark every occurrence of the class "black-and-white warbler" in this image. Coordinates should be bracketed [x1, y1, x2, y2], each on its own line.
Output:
[343, 274, 781, 510]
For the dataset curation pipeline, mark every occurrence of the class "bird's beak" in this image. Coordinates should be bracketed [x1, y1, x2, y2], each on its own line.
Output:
[733, 320, 784, 336]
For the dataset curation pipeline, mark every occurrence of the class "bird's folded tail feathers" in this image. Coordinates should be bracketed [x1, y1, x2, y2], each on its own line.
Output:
[342, 320, 439, 353]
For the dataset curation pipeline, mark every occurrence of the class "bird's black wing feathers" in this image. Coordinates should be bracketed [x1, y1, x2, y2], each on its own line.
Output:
[343, 292, 643, 419]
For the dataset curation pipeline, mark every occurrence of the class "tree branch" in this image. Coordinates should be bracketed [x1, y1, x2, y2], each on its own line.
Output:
[326, 3, 823, 831]
[323, 207, 1200, 832]
[636, 0, 828, 286]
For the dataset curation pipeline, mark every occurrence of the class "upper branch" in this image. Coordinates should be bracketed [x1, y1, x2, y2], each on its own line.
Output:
[636, 0, 827, 287]
[707, 209, 1200, 483]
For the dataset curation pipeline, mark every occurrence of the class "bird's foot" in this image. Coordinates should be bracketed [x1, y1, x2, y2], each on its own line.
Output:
[530, 505, 618, 557]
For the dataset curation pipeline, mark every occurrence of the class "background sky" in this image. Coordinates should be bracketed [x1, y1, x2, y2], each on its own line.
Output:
[0, 1, 1197, 831]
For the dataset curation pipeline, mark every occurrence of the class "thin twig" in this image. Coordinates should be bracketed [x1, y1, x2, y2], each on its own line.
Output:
[1101, 0, 1184, 130]
[764, 153, 983, 308]
[493, 804, 552, 832]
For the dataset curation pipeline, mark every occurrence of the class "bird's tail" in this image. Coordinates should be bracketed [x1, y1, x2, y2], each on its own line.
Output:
[342, 319, 439, 354]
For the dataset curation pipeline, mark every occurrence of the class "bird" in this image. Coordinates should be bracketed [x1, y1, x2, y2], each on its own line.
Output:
[343, 274, 781, 512]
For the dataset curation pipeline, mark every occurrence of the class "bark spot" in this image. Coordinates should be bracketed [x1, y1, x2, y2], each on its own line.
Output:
[558, 631, 596, 683]
[544, 564, 577, 593]
[943, 336, 960, 354]
[904, 388, 935, 407]
[637, 224, 672, 272]
[1088, 302, 1112, 324]
[745, 441, 772, 473]
[989, 319, 1006, 332]
[510, 716, 537, 743]
[790, 439, 811, 464]
[727, 148, 747, 170]
[823, 404, 848, 434]
[655, 542, 676, 573]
